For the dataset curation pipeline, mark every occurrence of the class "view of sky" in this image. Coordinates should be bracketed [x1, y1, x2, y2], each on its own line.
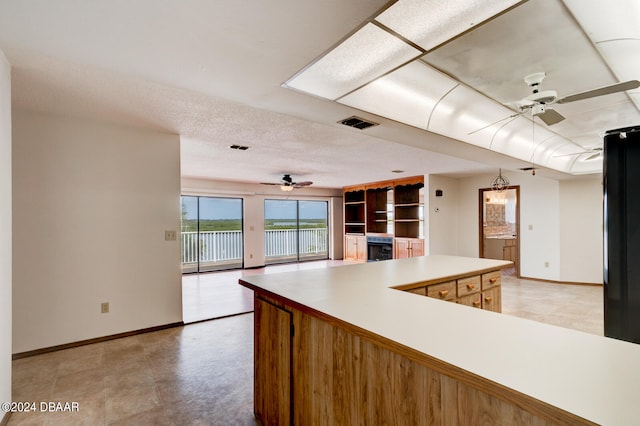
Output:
[181, 196, 327, 221]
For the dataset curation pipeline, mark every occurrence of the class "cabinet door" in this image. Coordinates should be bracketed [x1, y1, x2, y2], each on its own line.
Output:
[482, 287, 501, 312]
[344, 235, 358, 261]
[254, 297, 292, 425]
[356, 236, 367, 261]
[394, 238, 410, 259]
[409, 239, 424, 257]
[345, 235, 366, 262]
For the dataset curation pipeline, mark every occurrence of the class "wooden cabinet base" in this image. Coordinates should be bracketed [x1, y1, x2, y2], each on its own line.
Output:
[253, 294, 590, 425]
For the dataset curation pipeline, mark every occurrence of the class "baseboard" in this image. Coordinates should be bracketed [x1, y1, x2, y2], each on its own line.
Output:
[518, 275, 603, 286]
[12, 321, 184, 360]
[1, 411, 11, 426]
[243, 264, 267, 270]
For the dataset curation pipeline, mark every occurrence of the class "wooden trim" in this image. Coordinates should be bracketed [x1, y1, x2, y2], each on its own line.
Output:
[391, 265, 511, 291]
[1, 412, 11, 426]
[478, 185, 521, 277]
[12, 321, 184, 360]
[392, 175, 424, 187]
[252, 287, 594, 425]
[518, 275, 603, 286]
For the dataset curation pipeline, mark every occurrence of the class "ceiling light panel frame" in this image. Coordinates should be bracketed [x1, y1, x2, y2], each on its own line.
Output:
[284, 22, 423, 100]
[375, 0, 525, 52]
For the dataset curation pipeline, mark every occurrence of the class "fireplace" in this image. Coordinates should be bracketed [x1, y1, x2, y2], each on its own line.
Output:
[366, 235, 394, 262]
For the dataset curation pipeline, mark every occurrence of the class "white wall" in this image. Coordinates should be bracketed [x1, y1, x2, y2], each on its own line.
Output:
[559, 177, 603, 283]
[428, 175, 459, 255]
[12, 109, 182, 353]
[457, 172, 561, 281]
[454, 171, 603, 283]
[0, 49, 12, 417]
[181, 177, 343, 266]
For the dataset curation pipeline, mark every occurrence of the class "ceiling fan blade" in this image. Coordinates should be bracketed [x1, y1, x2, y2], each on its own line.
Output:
[293, 181, 313, 187]
[260, 182, 281, 186]
[584, 152, 603, 161]
[537, 108, 565, 126]
[556, 80, 640, 104]
[553, 151, 587, 158]
[467, 112, 522, 135]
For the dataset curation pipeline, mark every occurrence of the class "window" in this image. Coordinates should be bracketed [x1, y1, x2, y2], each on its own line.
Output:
[181, 196, 243, 273]
[264, 200, 328, 264]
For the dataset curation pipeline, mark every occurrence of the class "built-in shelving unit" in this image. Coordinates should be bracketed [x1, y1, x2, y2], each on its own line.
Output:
[343, 176, 424, 261]
[344, 189, 365, 235]
[366, 186, 392, 234]
[394, 181, 423, 238]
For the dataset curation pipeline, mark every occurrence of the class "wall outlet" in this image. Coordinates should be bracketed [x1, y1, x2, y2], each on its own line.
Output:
[544, 261, 550, 268]
[165, 230, 177, 241]
[101, 302, 109, 314]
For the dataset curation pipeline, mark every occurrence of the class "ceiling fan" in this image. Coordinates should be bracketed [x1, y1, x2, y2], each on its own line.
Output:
[261, 174, 313, 192]
[515, 72, 640, 126]
[469, 73, 640, 134]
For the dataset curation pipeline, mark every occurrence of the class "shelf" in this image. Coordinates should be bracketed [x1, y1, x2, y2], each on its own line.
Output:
[345, 175, 423, 240]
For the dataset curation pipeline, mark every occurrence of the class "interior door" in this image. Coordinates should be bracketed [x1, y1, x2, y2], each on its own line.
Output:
[479, 187, 520, 276]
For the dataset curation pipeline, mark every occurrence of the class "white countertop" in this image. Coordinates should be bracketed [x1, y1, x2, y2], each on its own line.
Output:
[239, 255, 640, 425]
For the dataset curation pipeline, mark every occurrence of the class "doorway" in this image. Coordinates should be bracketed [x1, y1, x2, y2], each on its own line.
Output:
[479, 187, 520, 276]
[181, 195, 244, 273]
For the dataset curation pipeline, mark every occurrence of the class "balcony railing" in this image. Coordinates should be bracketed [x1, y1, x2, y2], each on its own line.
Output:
[181, 228, 328, 264]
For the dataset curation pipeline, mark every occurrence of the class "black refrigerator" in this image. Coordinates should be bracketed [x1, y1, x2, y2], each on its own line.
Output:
[604, 125, 640, 343]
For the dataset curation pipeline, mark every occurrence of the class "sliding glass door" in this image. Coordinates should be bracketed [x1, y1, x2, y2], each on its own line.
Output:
[181, 196, 243, 273]
[264, 199, 328, 264]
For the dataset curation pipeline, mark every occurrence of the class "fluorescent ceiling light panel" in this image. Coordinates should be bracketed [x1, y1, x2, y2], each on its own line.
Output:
[285, 23, 422, 100]
[597, 40, 640, 110]
[562, 0, 640, 41]
[563, 0, 640, 111]
[427, 84, 519, 150]
[338, 61, 457, 129]
[375, 0, 522, 51]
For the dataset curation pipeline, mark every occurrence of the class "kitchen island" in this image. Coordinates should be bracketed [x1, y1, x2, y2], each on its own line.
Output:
[239, 255, 640, 425]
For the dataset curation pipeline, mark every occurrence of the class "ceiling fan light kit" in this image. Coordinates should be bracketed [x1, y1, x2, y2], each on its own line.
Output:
[261, 174, 313, 192]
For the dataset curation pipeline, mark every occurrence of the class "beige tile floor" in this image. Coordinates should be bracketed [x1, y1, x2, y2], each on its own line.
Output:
[8, 268, 604, 425]
[182, 259, 345, 323]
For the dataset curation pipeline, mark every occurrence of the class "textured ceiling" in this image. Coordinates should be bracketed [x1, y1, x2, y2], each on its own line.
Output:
[0, 0, 632, 188]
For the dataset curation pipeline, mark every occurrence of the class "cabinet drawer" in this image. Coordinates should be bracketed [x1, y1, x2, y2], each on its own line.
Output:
[426, 281, 456, 301]
[482, 271, 501, 290]
[482, 287, 501, 312]
[406, 286, 426, 296]
[457, 293, 482, 309]
[457, 275, 481, 296]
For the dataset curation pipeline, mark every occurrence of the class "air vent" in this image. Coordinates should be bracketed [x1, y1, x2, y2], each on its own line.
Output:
[339, 116, 379, 130]
[230, 144, 249, 150]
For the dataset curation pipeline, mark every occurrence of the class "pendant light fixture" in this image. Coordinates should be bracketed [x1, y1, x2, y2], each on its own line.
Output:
[490, 168, 510, 192]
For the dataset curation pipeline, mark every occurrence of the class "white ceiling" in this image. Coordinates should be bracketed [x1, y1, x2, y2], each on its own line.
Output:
[1, 0, 636, 188]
